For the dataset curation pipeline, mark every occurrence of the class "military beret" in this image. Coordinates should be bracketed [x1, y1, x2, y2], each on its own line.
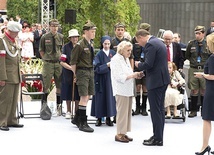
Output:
[49, 19, 60, 26]
[114, 22, 125, 28]
[194, 25, 205, 32]
[83, 20, 97, 30]
[7, 21, 22, 32]
[139, 23, 151, 30]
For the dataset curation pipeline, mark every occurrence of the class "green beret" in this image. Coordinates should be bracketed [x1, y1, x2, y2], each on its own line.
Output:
[49, 19, 60, 26]
[194, 25, 205, 32]
[139, 23, 151, 30]
[83, 20, 97, 30]
[114, 22, 125, 29]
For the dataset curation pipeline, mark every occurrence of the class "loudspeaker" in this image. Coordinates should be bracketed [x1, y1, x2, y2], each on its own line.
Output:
[65, 9, 76, 24]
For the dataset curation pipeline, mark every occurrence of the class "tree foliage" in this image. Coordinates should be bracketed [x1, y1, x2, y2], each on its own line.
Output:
[6, 0, 141, 47]
[7, 0, 39, 24]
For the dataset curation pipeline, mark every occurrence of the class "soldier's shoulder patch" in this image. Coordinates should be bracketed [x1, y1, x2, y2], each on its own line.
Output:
[188, 40, 194, 44]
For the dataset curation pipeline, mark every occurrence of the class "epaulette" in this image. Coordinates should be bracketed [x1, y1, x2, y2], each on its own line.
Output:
[76, 39, 83, 45]
[188, 40, 194, 44]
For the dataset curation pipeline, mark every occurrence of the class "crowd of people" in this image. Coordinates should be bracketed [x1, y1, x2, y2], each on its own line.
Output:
[1, 15, 214, 154]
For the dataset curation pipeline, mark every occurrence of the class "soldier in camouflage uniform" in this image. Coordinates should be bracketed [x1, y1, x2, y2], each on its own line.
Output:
[39, 19, 64, 116]
[185, 26, 211, 117]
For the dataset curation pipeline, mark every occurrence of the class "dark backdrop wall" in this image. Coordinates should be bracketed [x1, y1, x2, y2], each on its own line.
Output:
[137, 0, 214, 44]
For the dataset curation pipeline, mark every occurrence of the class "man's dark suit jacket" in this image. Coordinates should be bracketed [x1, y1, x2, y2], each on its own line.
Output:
[138, 36, 170, 90]
[171, 42, 184, 69]
[206, 27, 214, 36]
[33, 29, 46, 48]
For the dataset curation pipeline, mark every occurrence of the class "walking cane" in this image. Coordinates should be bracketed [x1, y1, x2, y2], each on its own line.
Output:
[71, 76, 75, 119]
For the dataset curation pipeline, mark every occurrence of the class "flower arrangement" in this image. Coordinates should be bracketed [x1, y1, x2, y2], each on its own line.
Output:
[20, 58, 55, 100]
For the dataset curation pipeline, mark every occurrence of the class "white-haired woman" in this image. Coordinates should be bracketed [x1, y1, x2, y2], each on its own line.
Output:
[110, 40, 143, 143]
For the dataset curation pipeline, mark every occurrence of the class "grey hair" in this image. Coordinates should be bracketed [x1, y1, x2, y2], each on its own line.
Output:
[163, 30, 174, 38]
[117, 41, 133, 54]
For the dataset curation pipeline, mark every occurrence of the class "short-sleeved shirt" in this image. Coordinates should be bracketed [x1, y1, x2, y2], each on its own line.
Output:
[39, 32, 64, 60]
[70, 38, 94, 68]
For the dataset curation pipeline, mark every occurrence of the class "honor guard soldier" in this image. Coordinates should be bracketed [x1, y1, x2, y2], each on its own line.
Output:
[132, 23, 150, 116]
[185, 26, 211, 117]
[0, 21, 23, 131]
[69, 20, 97, 132]
[39, 19, 64, 116]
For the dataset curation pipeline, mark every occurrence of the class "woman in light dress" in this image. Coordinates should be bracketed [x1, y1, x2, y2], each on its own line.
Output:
[19, 24, 34, 59]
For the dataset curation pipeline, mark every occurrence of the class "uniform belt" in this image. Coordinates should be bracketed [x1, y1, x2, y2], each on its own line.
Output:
[191, 66, 204, 70]
[44, 60, 59, 63]
[77, 67, 93, 70]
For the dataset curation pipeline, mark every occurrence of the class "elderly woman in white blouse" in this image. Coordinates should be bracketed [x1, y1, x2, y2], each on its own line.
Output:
[110, 40, 143, 143]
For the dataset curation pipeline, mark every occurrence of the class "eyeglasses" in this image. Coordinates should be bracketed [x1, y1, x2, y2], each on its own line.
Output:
[104, 43, 110, 45]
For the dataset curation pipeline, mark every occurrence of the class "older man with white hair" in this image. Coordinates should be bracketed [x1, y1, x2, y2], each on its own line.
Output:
[163, 30, 184, 71]
[0, 21, 23, 131]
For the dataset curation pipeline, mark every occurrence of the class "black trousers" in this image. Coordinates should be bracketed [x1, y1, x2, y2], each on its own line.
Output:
[148, 84, 167, 141]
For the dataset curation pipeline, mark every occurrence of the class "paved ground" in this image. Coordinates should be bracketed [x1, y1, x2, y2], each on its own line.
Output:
[1, 95, 213, 155]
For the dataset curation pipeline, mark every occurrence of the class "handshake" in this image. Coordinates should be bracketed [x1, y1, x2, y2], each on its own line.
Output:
[133, 71, 145, 79]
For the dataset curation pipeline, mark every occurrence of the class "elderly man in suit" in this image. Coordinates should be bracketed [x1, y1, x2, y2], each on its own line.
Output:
[163, 30, 184, 71]
[135, 29, 170, 146]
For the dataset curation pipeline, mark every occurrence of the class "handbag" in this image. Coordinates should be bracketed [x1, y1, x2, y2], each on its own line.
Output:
[40, 101, 52, 120]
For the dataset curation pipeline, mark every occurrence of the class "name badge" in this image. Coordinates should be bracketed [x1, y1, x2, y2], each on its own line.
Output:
[84, 48, 89, 51]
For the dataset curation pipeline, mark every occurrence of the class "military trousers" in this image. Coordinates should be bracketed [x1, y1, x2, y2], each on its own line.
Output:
[0, 83, 19, 127]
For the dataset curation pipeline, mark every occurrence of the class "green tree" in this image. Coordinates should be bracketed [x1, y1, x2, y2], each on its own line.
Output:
[7, 0, 39, 24]
[6, 0, 141, 47]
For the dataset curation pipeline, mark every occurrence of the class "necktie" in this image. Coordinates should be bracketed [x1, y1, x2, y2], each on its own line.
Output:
[167, 45, 170, 61]
[52, 36, 56, 53]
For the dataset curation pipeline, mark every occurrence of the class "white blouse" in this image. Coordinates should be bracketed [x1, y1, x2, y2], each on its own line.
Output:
[110, 53, 134, 97]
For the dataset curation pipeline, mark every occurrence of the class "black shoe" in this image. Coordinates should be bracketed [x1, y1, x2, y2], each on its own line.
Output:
[0, 126, 9, 131]
[106, 117, 113, 126]
[143, 136, 154, 143]
[95, 118, 102, 126]
[143, 138, 163, 146]
[8, 124, 24, 128]
[79, 121, 94, 132]
[141, 110, 148, 116]
[211, 151, 214, 154]
[195, 146, 211, 155]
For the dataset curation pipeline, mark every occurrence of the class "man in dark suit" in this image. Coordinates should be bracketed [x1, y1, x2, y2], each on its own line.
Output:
[163, 30, 184, 71]
[135, 29, 170, 146]
[33, 24, 46, 58]
[206, 21, 214, 36]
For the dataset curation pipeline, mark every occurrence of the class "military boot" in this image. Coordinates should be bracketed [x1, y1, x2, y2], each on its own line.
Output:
[133, 95, 141, 115]
[188, 111, 197, 118]
[141, 93, 148, 116]
[71, 109, 79, 127]
[78, 116, 94, 132]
